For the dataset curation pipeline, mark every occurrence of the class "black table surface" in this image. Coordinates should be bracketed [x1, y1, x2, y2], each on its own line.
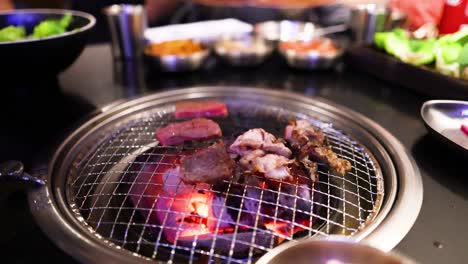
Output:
[1, 44, 467, 264]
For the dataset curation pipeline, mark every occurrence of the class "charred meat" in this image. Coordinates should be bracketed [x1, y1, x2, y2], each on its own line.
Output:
[180, 141, 236, 184]
[308, 145, 352, 176]
[156, 118, 222, 146]
[175, 100, 228, 119]
[285, 120, 351, 175]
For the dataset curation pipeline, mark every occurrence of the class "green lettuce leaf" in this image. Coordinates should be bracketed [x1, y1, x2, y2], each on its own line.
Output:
[0, 25, 26, 42]
[32, 14, 72, 39]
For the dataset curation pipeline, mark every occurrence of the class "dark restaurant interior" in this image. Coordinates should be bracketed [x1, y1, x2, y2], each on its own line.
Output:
[0, 0, 467, 263]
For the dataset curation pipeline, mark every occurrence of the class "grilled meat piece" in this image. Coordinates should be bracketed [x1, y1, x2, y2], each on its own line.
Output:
[156, 118, 222, 146]
[307, 145, 352, 176]
[175, 100, 228, 119]
[180, 141, 235, 184]
[239, 150, 294, 182]
[298, 157, 318, 182]
[230, 128, 292, 158]
[284, 120, 325, 150]
[285, 120, 351, 176]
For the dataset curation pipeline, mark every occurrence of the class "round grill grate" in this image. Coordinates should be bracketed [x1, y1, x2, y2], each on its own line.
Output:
[67, 99, 384, 263]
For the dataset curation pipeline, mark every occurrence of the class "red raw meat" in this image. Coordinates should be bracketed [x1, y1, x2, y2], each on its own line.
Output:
[389, 0, 444, 30]
[156, 118, 222, 146]
[175, 100, 228, 119]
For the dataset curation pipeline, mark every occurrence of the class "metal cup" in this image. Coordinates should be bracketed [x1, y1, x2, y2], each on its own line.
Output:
[104, 4, 147, 59]
[348, 3, 390, 45]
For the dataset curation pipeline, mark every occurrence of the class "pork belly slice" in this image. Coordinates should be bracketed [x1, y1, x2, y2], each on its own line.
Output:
[175, 100, 228, 119]
[230, 128, 292, 158]
[180, 141, 235, 184]
[285, 120, 351, 176]
[239, 150, 294, 182]
[156, 118, 222, 146]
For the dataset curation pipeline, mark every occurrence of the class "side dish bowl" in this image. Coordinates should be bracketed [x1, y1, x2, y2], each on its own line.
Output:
[144, 40, 210, 72]
[0, 9, 96, 76]
[278, 37, 344, 70]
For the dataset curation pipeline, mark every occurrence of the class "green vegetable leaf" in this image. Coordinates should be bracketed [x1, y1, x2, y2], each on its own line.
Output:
[437, 28, 468, 45]
[439, 42, 463, 64]
[59, 14, 72, 29]
[383, 33, 408, 57]
[458, 43, 468, 66]
[435, 47, 460, 77]
[0, 25, 26, 42]
[32, 14, 72, 39]
[408, 39, 434, 52]
[381, 32, 435, 65]
[393, 28, 407, 38]
[374, 32, 388, 49]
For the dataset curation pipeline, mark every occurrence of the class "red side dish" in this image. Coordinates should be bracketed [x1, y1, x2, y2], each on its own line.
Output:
[156, 118, 222, 146]
[280, 38, 338, 56]
[175, 100, 228, 119]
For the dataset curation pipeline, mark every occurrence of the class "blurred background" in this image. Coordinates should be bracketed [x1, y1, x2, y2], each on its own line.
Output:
[0, 0, 395, 42]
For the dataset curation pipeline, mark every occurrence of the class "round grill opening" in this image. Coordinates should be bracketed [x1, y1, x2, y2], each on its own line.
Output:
[66, 99, 384, 263]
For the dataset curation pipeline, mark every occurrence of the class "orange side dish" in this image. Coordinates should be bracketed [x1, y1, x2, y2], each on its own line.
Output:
[280, 38, 338, 55]
[145, 40, 204, 56]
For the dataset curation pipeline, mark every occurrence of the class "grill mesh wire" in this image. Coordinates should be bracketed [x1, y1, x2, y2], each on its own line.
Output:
[68, 101, 383, 263]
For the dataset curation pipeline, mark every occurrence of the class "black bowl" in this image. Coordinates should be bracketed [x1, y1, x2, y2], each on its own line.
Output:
[0, 9, 96, 77]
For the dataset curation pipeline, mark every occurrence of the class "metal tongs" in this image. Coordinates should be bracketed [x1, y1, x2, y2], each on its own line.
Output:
[298, 24, 348, 41]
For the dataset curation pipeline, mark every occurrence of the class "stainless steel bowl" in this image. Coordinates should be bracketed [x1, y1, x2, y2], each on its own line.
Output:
[421, 100, 468, 153]
[144, 48, 210, 72]
[255, 20, 319, 43]
[214, 35, 273, 66]
[278, 38, 343, 70]
[257, 238, 418, 264]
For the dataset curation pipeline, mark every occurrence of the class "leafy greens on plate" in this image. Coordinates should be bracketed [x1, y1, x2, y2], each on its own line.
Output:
[374, 28, 468, 80]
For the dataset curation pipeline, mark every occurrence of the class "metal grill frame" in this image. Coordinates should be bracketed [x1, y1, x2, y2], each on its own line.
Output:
[28, 87, 422, 264]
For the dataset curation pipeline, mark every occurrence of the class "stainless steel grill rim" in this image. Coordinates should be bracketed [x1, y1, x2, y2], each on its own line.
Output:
[27, 87, 422, 264]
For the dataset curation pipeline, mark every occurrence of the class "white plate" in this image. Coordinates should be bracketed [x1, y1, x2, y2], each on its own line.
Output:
[421, 100, 468, 151]
[144, 18, 253, 44]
